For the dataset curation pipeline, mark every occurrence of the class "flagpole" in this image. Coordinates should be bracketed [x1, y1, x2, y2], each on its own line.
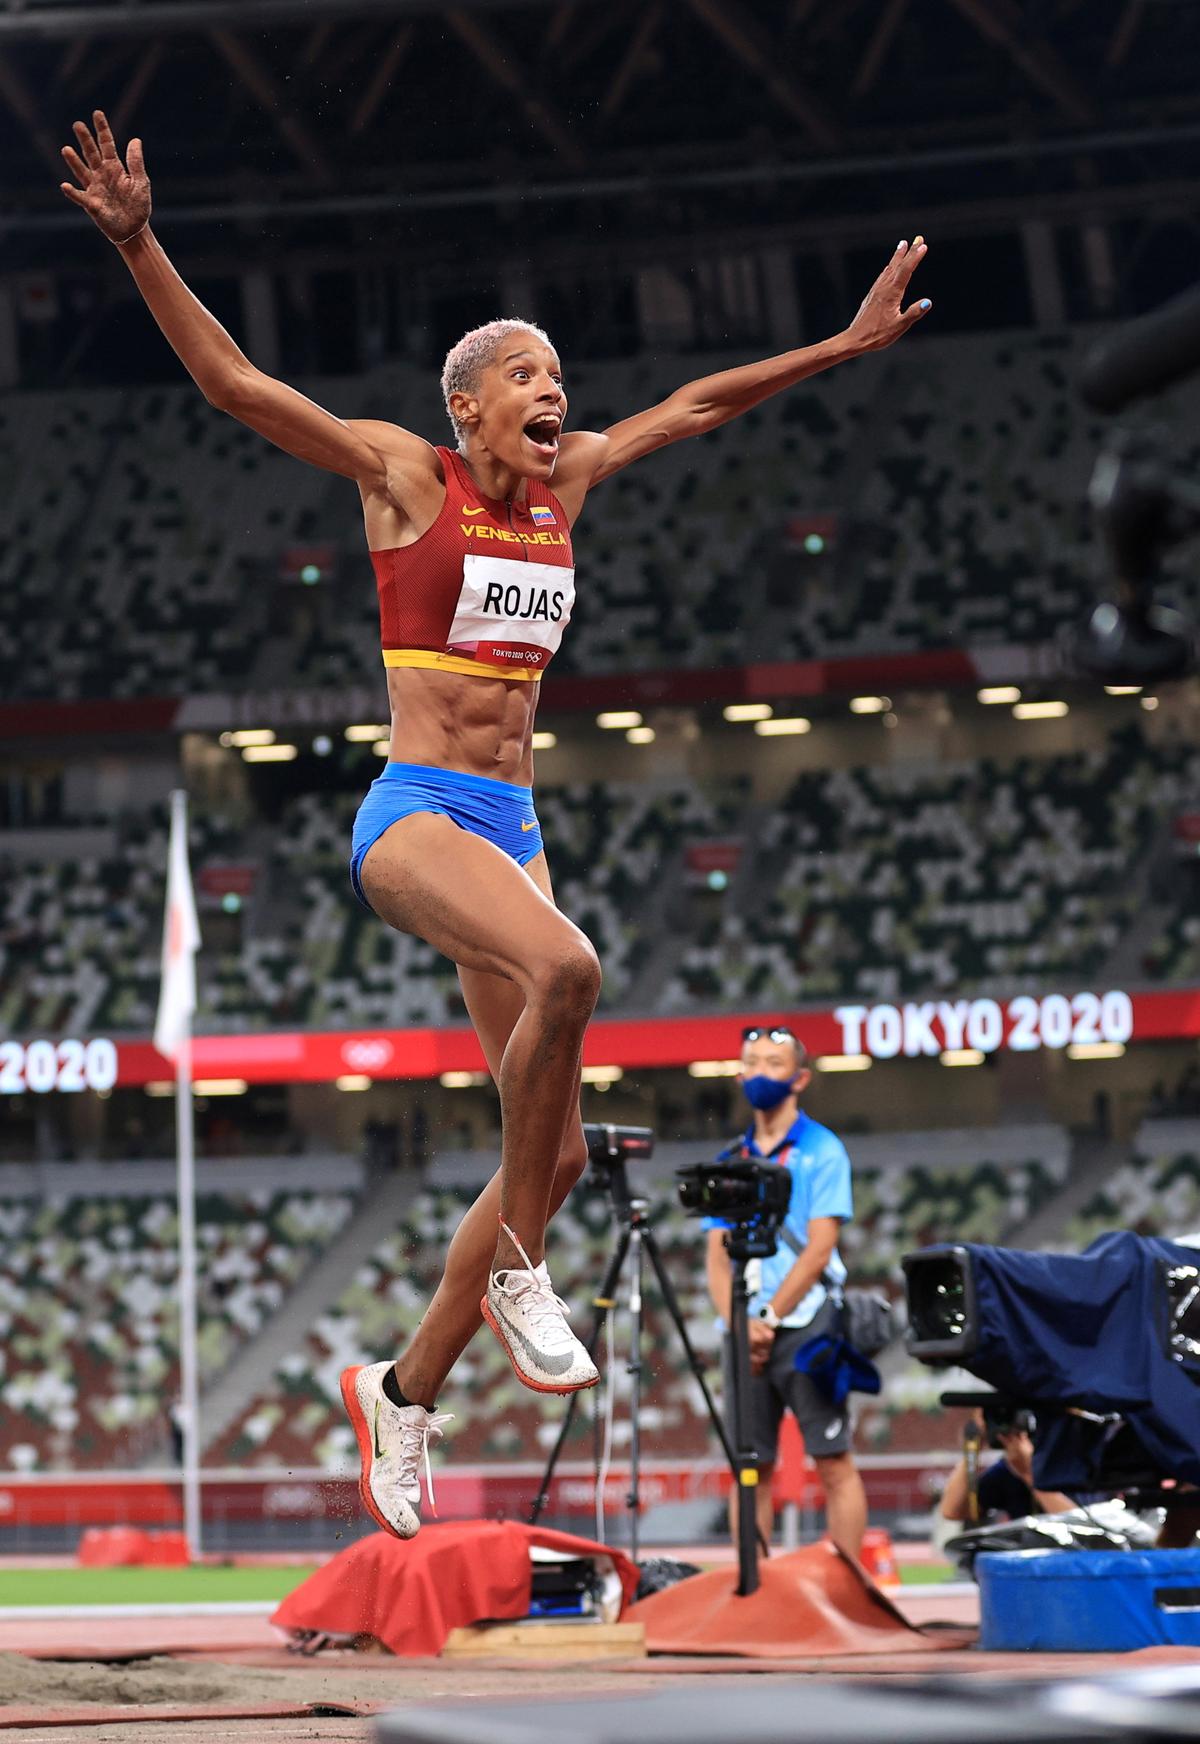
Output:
[168, 788, 203, 1560]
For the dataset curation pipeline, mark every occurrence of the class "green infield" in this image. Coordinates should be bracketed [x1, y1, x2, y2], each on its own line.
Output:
[0, 1564, 320, 1608]
[896, 1561, 957, 1585]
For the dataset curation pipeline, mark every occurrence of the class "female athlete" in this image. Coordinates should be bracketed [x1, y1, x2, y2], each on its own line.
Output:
[62, 111, 930, 1538]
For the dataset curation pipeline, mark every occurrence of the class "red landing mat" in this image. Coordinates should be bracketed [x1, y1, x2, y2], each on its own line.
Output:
[272, 1521, 639, 1659]
[627, 1541, 969, 1658]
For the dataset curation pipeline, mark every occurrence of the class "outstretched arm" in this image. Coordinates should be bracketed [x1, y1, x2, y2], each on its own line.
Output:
[555, 238, 929, 507]
[60, 112, 429, 496]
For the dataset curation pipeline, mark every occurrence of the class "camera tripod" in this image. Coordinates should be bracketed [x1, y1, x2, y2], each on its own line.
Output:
[530, 1132, 766, 1594]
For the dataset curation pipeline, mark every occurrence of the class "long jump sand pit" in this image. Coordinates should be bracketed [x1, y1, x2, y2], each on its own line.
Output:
[5, 1579, 1200, 1742]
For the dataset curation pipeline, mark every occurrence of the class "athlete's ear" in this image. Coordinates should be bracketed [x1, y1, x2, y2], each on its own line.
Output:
[448, 389, 480, 434]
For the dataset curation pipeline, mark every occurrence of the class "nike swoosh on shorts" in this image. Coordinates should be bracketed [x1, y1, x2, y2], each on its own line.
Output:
[521, 819, 538, 832]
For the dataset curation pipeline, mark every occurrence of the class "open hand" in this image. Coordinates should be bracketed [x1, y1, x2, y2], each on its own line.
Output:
[60, 110, 151, 245]
[846, 237, 931, 353]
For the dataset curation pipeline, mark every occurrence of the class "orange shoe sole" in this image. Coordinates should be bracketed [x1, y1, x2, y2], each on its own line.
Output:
[480, 1296, 599, 1396]
[339, 1365, 406, 1539]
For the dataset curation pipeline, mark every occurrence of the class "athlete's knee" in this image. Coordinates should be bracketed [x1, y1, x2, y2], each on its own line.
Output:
[555, 1124, 589, 1191]
[534, 939, 602, 1015]
[814, 1451, 858, 1488]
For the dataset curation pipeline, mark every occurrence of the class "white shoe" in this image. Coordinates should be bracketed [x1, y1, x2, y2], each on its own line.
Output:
[481, 1218, 599, 1396]
[339, 1361, 452, 1539]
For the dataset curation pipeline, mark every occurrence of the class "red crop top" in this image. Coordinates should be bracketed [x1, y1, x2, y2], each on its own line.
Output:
[372, 447, 576, 682]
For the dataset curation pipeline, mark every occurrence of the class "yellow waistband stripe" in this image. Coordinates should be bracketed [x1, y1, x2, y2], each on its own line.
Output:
[383, 648, 542, 682]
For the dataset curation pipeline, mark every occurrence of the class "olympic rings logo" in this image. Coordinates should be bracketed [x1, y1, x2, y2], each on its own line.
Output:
[340, 1037, 395, 1072]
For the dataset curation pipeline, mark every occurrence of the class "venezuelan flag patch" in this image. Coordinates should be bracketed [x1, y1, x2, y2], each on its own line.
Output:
[530, 504, 557, 528]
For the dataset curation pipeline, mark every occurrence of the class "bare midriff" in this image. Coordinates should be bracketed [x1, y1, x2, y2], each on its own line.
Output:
[383, 664, 538, 786]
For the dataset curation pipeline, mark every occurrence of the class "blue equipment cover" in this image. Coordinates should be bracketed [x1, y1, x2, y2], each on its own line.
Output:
[979, 1549, 1200, 1652]
[961, 1231, 1200, 1490]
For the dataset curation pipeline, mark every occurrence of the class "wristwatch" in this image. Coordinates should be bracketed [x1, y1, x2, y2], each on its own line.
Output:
[758, 1304, 782, 1330]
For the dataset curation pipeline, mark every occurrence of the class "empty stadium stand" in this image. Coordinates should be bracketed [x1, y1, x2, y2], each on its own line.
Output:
[6, 331, 1199, 703]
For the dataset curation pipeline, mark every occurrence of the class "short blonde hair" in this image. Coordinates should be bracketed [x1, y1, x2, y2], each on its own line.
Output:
[441, 318, 553, 445]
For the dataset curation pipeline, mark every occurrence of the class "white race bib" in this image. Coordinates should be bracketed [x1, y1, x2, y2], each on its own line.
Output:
[447, 553, 575, 674]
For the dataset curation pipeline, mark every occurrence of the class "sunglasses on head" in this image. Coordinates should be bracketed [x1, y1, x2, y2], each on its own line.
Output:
[742, 1026, 797, 1045]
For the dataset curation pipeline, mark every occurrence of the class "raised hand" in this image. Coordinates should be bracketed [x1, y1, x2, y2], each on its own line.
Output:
[846, 237, 931, 353]
[60, 110, 151, 246]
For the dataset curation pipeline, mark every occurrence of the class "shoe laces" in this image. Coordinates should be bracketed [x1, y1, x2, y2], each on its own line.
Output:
[393, 1408, 454, 1513]
[494, 1216, 574, 1343]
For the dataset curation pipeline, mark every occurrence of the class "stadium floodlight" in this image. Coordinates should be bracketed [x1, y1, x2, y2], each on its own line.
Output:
[940, 1049, 986, 1067]
[580, 1065, 623, 1084]
[977, 686, 1021, 704]
[597, 711, 642, 729]
[226, 728, 275, 747]
[754, 716, 811, 736]
[345, 724, 389, 741]
[532, 731, 557, 749]
[1013, 700, 1069, 720]
[626, 726, 655, 744]
[849, 695, 890, 714]
[723, 703, 773, 722]
[242, 744, 298, 761]
[815, 1054, 872, 1072]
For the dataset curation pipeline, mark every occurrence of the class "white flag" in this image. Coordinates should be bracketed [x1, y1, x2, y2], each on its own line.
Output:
[154, 793, 201, 1062]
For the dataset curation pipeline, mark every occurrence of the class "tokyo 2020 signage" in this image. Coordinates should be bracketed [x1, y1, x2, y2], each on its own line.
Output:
[835, 991, 1135, 1059]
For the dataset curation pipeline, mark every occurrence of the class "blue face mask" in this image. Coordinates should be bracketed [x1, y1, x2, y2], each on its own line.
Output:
[741, 1073, 795, 1112]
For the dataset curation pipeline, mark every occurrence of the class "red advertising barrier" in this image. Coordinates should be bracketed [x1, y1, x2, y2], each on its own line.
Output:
[4, 985, 1200, 1094]
[0, 1459, 942, 1533]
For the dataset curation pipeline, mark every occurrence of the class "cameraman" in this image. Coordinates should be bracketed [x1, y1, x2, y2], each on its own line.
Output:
[705, 1023, 866, 1558]
[937, 1409, 1075, 1540]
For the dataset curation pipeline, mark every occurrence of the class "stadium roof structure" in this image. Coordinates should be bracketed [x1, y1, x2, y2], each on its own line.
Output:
[1, 0, 1198, 272]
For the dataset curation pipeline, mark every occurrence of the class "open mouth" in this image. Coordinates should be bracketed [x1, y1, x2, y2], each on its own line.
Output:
[522, 415, 561, 460]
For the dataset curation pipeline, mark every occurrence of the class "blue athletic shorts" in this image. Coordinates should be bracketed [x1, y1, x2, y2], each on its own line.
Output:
[349, 761, 544, 908]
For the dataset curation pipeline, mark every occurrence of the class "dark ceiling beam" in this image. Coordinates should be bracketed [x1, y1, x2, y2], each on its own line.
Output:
[598, 2, 661, 123]
[559, 2, 629, 71]
[545, 3, 575, 50]
[0, 51, 67, 176]
[350, 24, 415, 137]
[852, 0, 909, 98]
[445, 7, 586, 168]
[685, 0, 842, 152]
[0, 0, 586, 39]
[298, 22, 335, 69]
[112, 39, 166, 137]
[944, 0, 1096, 127]
[210, 28, 335, 186]
[18, 112, 1198, 243]
[54, 34, 93, 88]
[21, 173, 1198, 292]
[317, 22, 383, 86]
[1107, 0, 1146, 68]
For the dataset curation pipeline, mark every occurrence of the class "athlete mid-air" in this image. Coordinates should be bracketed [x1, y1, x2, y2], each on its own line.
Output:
[62, 111, 930, 1539]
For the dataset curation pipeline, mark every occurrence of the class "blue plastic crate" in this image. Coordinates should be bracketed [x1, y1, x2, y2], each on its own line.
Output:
[979, 1549, 1200, 1652]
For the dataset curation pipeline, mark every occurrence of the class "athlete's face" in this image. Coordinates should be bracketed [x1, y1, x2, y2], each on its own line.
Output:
[467, 339, 567, 479]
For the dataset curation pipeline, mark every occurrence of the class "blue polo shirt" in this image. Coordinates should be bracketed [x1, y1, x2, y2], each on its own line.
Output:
[706, 1109, 854, 1330]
